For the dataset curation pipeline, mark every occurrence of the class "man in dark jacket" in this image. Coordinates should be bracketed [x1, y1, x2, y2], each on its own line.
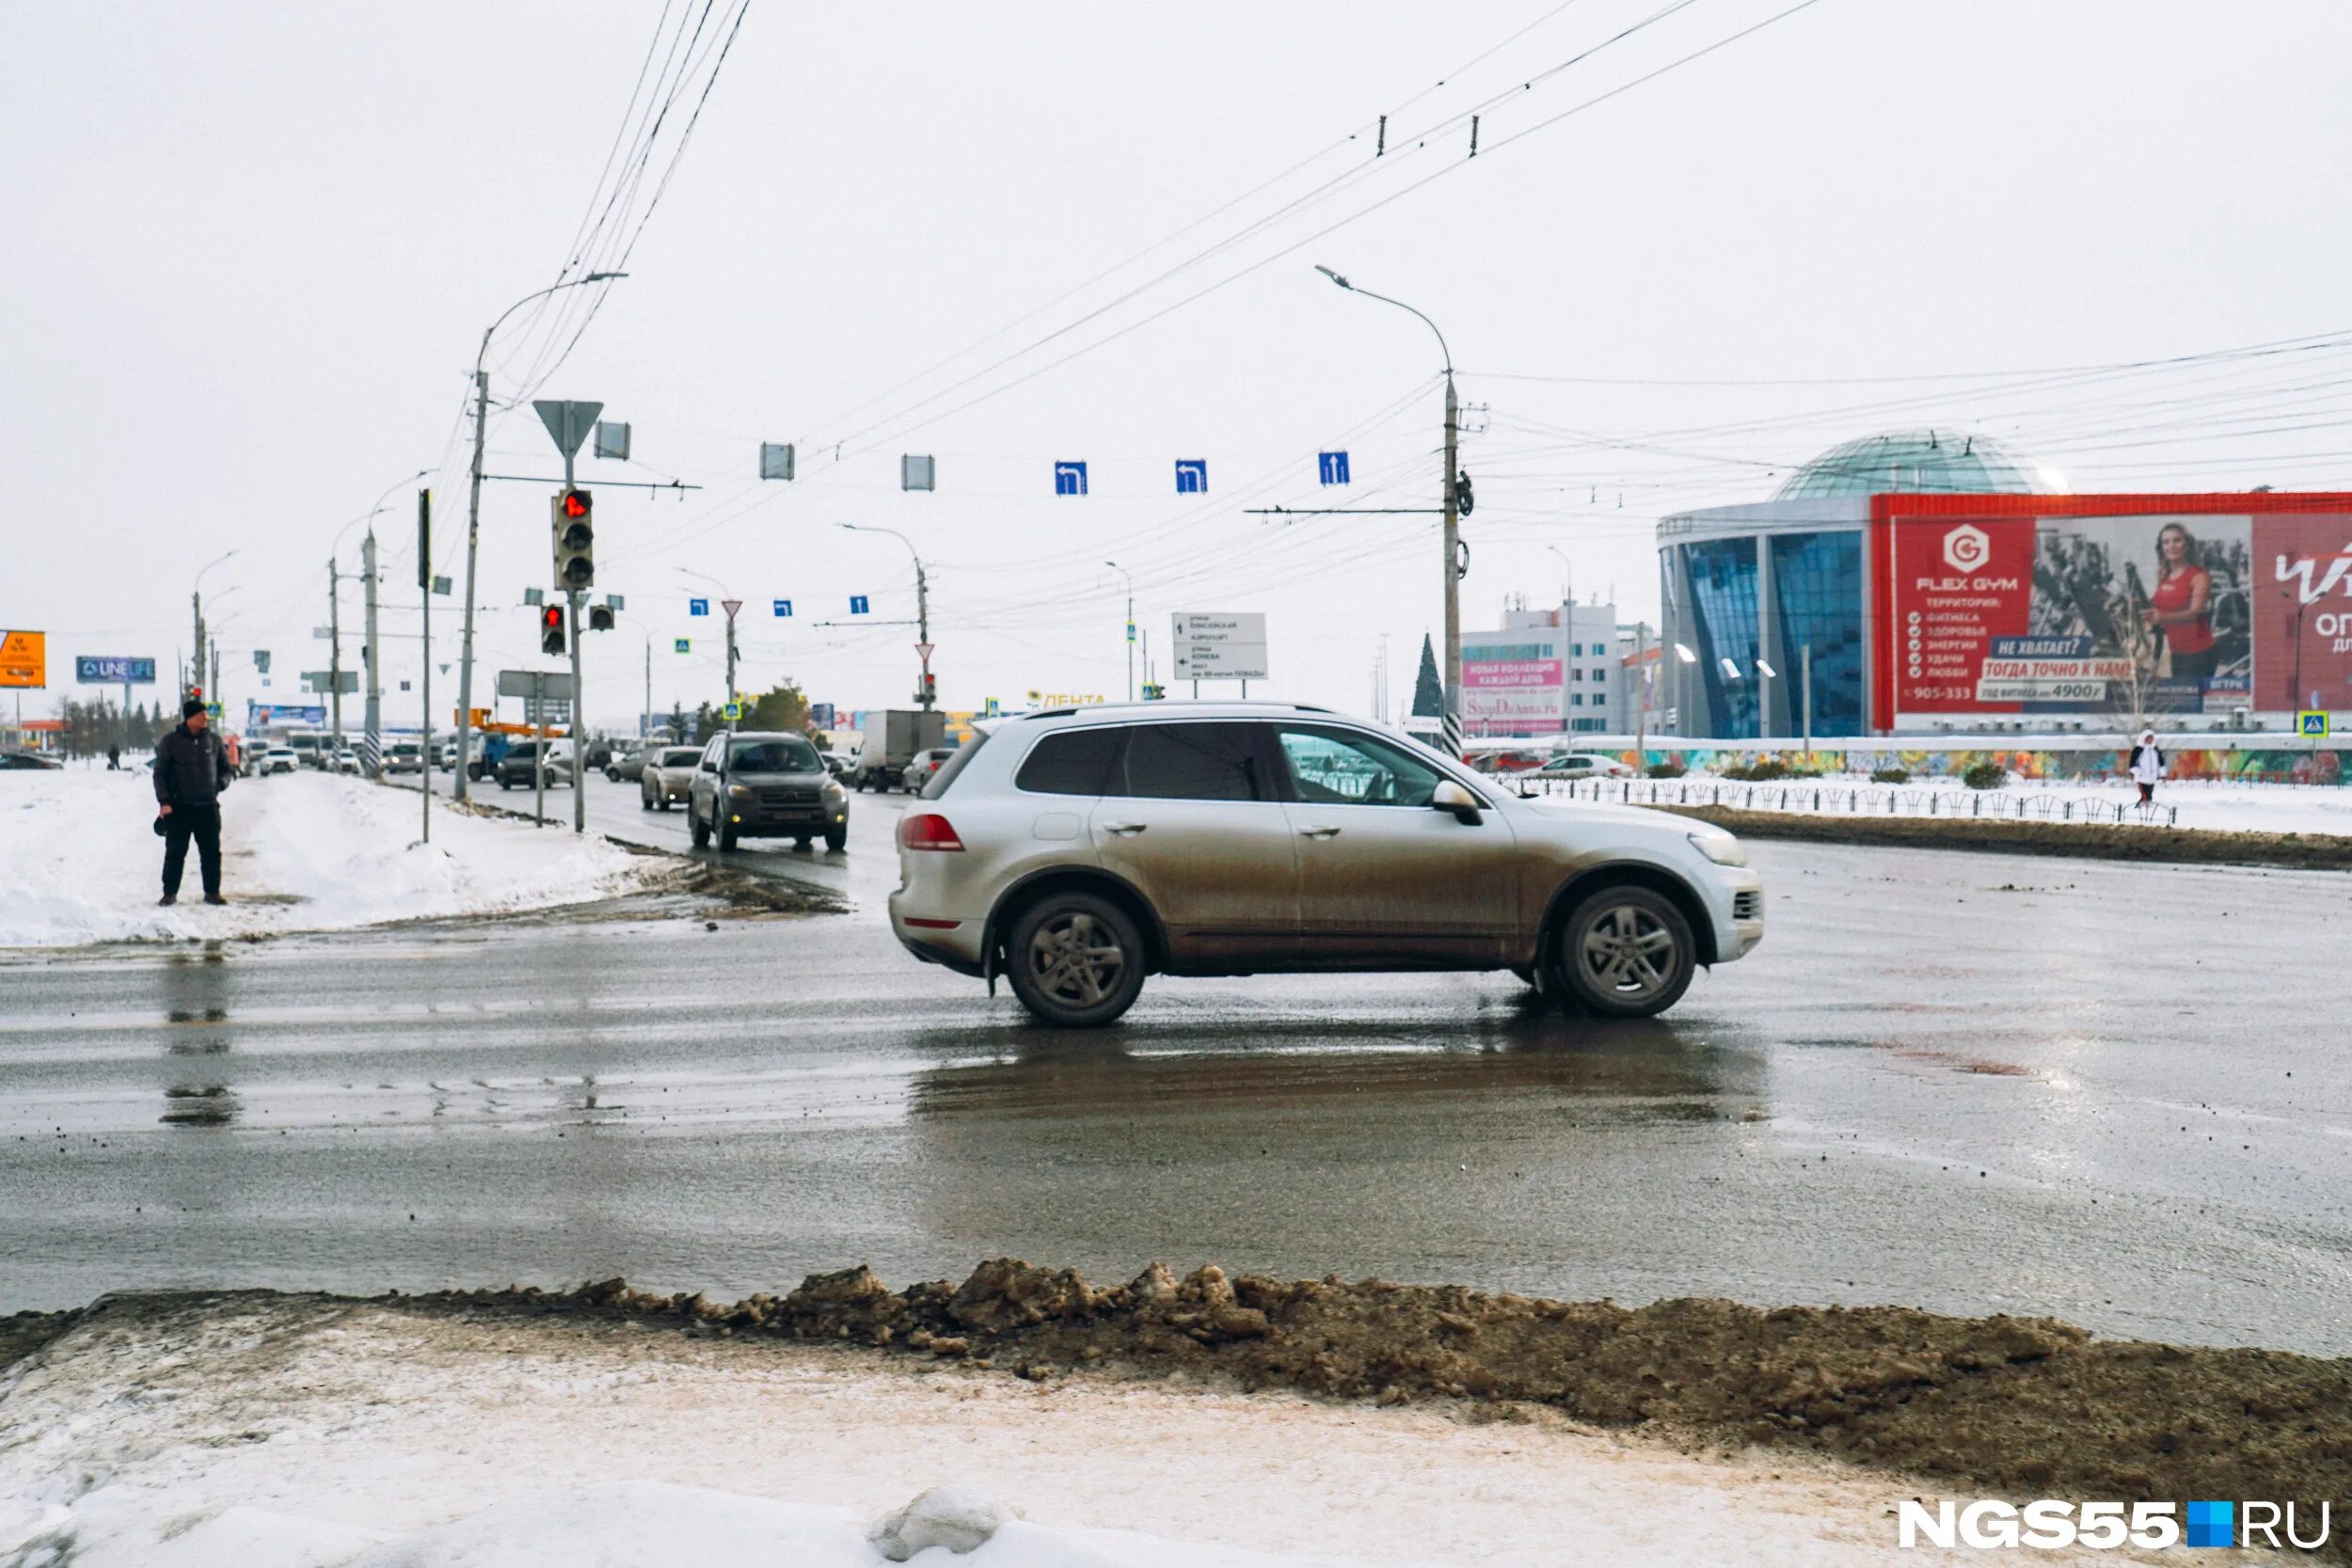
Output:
[154, 698, 231, 906]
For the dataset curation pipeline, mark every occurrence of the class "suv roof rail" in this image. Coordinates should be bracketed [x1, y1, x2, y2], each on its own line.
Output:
[1016, 699, 1334, 721]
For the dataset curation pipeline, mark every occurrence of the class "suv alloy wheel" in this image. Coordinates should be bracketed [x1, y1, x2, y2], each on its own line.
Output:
[1553, 885, 1695, 1018]
[1004, 891, 1147, 1027]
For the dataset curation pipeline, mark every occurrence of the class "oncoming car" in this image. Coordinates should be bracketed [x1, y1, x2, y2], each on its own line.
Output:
[888, 703, 1762, 1027]
[688, 731, 850, 852]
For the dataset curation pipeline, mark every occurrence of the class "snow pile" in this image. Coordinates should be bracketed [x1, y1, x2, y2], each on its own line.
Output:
[0, 768, 655, 948]
[0, 1292, 2123, 1567]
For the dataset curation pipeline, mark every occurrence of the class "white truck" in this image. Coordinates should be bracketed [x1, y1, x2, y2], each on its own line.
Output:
[854, 708, 946, 792]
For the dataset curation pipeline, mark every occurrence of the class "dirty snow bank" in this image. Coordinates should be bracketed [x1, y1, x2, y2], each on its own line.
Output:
[0, 1291, 2034, 1567]
[0, 769, 656, 948]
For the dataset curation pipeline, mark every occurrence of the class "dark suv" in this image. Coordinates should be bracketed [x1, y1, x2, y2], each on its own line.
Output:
[689, 731, 850, 851]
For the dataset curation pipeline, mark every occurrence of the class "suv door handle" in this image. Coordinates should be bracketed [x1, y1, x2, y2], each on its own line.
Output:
[1297, 825, 1342, 839]
[1103, 821, 1148, 836]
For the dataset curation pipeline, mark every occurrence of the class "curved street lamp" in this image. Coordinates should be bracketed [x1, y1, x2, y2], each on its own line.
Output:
[453, 271, 628, 799]
[839, 523, 933, 712]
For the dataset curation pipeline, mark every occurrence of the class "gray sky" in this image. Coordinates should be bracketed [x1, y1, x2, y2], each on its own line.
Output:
[6, 0, 2349, 727]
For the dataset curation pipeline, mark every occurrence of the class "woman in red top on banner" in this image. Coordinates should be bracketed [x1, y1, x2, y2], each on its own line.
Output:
[2139, 521, 2217, 681]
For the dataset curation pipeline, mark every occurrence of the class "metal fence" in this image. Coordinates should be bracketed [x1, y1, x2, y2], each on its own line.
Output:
[1523, 775, 2182, 828]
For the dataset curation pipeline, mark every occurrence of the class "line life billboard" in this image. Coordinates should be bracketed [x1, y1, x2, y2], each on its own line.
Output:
[1870, 494, 2352, 722]
[76, 656, 156, 684]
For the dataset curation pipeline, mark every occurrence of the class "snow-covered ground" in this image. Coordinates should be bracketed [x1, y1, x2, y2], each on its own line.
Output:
[1530, 773, 2352, 837]
[0, 768, 657, 948]
[0, 1293, 2201, 1568]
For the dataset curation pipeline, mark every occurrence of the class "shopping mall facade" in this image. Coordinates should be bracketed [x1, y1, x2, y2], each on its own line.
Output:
[1656, 430, 2352, 737]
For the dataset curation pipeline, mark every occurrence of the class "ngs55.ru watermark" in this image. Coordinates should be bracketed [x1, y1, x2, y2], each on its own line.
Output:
[1899, 1498, 2331, 1550]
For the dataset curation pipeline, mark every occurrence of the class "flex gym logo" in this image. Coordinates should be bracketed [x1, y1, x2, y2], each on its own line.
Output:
[1899, 1497, 2332, 1551]
[1942, 523, 1993, 574]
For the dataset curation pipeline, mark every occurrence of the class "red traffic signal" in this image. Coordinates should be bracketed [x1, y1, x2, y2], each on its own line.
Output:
[540, 604, 566, 657]
[560, 489, 591, 519]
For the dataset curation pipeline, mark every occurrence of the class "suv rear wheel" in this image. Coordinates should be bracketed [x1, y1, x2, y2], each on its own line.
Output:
[1552, 885, 1695, 1018]
[1005, 892, 1146, 1027]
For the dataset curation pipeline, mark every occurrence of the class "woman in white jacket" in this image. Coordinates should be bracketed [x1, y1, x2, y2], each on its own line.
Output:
[2127, 729, 2164, 805]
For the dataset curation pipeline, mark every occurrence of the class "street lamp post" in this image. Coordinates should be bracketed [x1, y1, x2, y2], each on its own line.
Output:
[675, 568, 742, 723]
[1316, 265, 1462, 756]
[190, 549, 240, 701]
[839, 524, 932, 710]
[453, 272, 626, 800]
[1104, 560, 1134, 702]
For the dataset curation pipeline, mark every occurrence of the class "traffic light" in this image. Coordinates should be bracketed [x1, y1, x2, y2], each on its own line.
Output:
[540, 604, 566, 657]
[551, 488, 594, 590]
[916, 673, 936, 705]
[588, 604, 614, 632]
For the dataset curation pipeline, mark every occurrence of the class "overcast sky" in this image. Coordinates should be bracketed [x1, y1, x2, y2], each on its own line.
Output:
[6, 0, 2349, 728]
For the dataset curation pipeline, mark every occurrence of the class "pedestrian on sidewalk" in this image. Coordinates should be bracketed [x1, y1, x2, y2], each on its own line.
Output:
[154, 697, 232, 907]
[106, 743, 120, 770]
[2127, 728, 2164, 805]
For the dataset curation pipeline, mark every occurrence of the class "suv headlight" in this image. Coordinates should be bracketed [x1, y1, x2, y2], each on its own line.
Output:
[820, 779, 846, 800]
[1688, 831, 1746, 867]
[727, 783, 752, 800]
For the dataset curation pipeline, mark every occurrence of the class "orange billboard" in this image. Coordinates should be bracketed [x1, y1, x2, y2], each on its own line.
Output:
[0, 631, 44, 689]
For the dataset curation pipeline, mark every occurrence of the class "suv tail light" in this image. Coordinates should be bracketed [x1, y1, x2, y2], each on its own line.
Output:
[899, 812, 964, 851]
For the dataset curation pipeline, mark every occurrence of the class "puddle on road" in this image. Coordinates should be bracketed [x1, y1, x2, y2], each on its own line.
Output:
[1788, 1037, 2040, 1079]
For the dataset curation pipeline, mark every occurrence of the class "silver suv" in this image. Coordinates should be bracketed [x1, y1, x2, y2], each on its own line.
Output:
[889, 703, 1761, 1026]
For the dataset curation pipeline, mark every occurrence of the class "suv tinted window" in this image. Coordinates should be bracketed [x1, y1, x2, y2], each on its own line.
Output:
[920, 735, 987, 799]
[1015, 728, 1122, 796]
[1119, 721, 1266, 801]
[661, 749, 701, 766]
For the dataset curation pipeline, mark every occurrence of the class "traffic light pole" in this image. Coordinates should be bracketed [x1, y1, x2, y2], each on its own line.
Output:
[454, 368, 488, 801]
[564, 449, 585, 834]
[327, 560, 343, 745]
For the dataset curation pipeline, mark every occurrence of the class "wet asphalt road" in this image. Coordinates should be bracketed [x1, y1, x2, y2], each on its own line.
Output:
[3, 778, 2349, 1354]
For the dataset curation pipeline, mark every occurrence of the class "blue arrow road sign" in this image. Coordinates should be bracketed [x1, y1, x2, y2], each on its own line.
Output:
[1318, 451, 1350, 485]
[773, 599, 792, 617]
[1174, 459, 1207, 495]
[689, 597, 709, 616]
[1054, 461, 1089, 497]
[850, 595, 871, 615]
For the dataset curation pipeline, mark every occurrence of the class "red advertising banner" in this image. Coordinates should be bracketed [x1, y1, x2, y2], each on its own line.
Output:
[1871, 494, 2352, 725]
[2254, 515, 2352, 714]
[1885, 516, 2036, 712]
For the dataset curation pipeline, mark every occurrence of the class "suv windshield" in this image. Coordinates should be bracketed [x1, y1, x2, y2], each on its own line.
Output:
[728, 738, 820, 772]
[661, 749, 701, 767]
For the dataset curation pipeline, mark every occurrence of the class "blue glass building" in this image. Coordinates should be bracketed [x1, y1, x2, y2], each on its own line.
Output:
[1657, 430, 2053, 738]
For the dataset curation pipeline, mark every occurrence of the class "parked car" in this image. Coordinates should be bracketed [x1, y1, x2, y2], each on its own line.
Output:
[887, 702, 1762, 1027]
[638, 745, 703, 812]
[0, 751, 62, 770]
[259, 746, 298, 776]
[688, 731, 849, 852]
[495, 741, 573, 790]
[904, 747, 955, 793]
[1529, 752, 1636, 782]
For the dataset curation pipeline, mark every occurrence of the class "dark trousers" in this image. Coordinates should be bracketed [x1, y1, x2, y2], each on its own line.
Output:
[162, 803, 222, 898]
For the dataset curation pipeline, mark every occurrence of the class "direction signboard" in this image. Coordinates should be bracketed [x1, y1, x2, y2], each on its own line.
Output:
[303, 671, 358, 695]
[1169, 613, 1268, 681]
[75, 656, 156, 685]
[0, 631, 47, 689]
[497, 669, 576, 701]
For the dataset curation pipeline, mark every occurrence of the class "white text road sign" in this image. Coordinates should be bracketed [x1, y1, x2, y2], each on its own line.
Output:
[1170, 612, 1269, 680]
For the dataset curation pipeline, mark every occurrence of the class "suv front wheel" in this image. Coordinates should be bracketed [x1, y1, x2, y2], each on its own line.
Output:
[1552, 884, 1695, 1018]
[1004, 892, 1147, 1027]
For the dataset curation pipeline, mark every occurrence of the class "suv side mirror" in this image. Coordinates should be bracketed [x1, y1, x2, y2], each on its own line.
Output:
[1431, 779, 1483, 824]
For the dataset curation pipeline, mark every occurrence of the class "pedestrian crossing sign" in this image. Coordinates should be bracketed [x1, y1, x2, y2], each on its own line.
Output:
[723, 702, 742, 721]
[674, 638, 690, 655]
[2298, 710, 2329, 737]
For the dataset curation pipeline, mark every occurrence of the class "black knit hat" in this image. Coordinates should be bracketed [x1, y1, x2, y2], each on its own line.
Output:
[182, 697, 206, 720]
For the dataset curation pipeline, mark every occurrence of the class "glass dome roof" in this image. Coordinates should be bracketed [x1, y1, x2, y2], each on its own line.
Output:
[1773, 429, 2053, 500]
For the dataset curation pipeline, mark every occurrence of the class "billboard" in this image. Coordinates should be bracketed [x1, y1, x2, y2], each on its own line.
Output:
[1462, 653, 1563, 733]
[1872, 495, 2352, 722]
[0, 630, 44, 689]
[76, 656, 156, 685]
[247, 703, 326, 728]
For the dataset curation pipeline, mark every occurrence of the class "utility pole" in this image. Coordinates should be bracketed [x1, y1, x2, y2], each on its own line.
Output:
[363, 530, 382, 778]
[914, 559, 933, 710]
[1801, 642, 1814, 754]
[723, 599, 741, 721]
[327, 560, 343, 744]
[1635, 625, 1650, 755]
[1441, 368, 1462, 757]
[419, 487, 433, 844]
[454, 368, 488, 800]
[190, 594, 205, 697]
[643, 636, 651, 740]
[566, 452, 586, 836]
[1105, 561, 1134, 702]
